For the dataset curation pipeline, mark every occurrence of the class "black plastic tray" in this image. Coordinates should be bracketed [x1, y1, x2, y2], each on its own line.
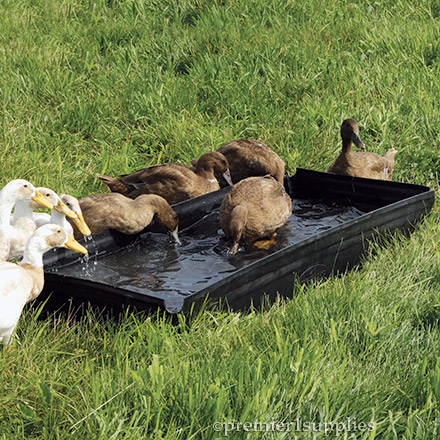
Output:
[40, 168, 434, 314]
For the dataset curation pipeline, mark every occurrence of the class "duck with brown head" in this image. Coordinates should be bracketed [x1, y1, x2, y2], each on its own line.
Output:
[69, 192, 180, 243]
[97, 151, 232, 205]
[191, 139, 285, 186]
[328, 118, 397, 180]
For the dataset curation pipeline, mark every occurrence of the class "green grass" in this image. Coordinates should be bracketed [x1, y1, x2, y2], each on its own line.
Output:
[1, 0, 440, 438]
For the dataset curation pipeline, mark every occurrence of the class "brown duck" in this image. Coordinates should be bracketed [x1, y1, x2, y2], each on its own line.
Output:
[220, 175, 292, 254]
[192, 139, 285, 186]
[69, 193, 180, 243]
[328, 119, 397, 180]
[97, 151, 233, 205]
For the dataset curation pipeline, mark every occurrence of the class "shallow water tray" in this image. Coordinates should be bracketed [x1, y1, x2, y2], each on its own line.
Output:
[41, 168, 434, 314]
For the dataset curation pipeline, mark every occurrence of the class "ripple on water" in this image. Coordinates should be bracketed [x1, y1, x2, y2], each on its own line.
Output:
[56, 198, 366, 305]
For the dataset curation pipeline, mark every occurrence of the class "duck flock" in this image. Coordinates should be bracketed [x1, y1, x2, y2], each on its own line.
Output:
[0, 118, 397, 347]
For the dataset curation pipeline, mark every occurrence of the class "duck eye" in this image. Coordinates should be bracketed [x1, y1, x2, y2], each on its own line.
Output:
[24, 184, 28, 188]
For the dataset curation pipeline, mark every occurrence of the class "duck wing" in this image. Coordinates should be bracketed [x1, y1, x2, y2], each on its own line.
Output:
[79, 193, 156, 237]
[222, 176, 292, 242]
[218, 140, 285, 183]
[96, 174, 134, 196]
[120, 164, 197, 204]
[0, 264, 33, 336]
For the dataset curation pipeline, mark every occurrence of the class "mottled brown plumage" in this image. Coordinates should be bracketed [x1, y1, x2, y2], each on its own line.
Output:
[220, 175, 292, 254]
[97, 152, 232, 205]
[192, 139, 285, 186]
[70, 193, 179, 241]
[328, 119, 398, 180]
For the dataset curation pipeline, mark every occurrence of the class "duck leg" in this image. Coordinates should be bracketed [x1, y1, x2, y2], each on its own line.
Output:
[253, 232, 277, 250]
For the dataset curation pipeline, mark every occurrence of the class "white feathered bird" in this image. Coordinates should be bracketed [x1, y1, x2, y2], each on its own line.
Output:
[0, 224, 87, 346]
[0, 180, 54, 261]
[34, 193, 91, 237]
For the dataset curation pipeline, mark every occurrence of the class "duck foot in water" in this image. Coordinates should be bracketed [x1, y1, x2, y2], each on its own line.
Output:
[253, 232, 277, 250]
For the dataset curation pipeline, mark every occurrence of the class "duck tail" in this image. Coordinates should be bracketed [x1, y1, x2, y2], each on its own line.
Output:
[189, 159, 198, 172]
[385, 148, 398, 169]
[96, 174, 131, 195]
[385, 148, 398, 160]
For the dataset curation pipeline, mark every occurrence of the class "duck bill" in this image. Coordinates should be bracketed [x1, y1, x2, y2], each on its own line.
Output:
[222, 169, 233, 186]
[53, 199, 77, 219]
[351, 132, 365, 150]
[169, 227, 181, 245]
[64, 234, 88, 254]
[73, 212, 92, 236]
[31, 190, 54, 210]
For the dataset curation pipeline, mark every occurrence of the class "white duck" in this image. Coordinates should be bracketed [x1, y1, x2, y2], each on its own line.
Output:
[12, 187, 75, 225]
[0, 180, 53, 261]
[0, 224, 87, 346]
[9, 187, 75, 260]
[34, 193, 91, 237]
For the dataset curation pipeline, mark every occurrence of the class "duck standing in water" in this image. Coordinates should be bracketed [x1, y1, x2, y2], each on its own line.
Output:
[0, 224, 87, 346]
[191, 139, 285, 186]
[96, 151, 233, 205]
[220, 175, 292, 254]
[69, 193, 180, 243]
[328, 119, 397, 180]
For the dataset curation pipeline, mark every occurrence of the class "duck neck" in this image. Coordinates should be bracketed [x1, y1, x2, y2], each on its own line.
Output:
[12, 201, 34, 223]
[20, 236, 46, 268]
[0, 192, 16, 225]
[229, 205, 248, 243]
[133, 195, 157, 213]
[50, 210, 68, 228]
[341, 138, 353, 154]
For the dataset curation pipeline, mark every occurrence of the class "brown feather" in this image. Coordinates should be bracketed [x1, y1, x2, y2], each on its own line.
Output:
[220, 176, 292, 252]
[96, 152, 230, 204]
[328, 119, 398, 180]
[192, 139, 285, 186]
[70, 193, 178, 239]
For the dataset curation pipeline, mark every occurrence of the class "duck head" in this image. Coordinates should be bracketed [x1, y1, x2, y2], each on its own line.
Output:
[341, 119, 365, 150]
[29, 187, 79, 220]
[195, 152, 233, 186]
[0, 180, 54, 209]
[59, 194, 92, 236]
[21, 224, 87, 266]
[157, 207, 180, 244]
[139, 194, 180, 244]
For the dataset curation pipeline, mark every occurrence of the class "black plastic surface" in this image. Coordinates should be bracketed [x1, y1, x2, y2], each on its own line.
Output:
[40, 168, 435, 314]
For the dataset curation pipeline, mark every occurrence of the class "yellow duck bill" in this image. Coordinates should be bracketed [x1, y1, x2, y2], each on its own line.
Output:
[31, 190, 54, 210]
[64, 234, 88, 254]
[53, 199, 77, 219]
[73, 212, 92, 236]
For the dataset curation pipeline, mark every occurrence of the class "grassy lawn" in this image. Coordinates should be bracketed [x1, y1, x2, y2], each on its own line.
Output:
[1, 0, 440, 438]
